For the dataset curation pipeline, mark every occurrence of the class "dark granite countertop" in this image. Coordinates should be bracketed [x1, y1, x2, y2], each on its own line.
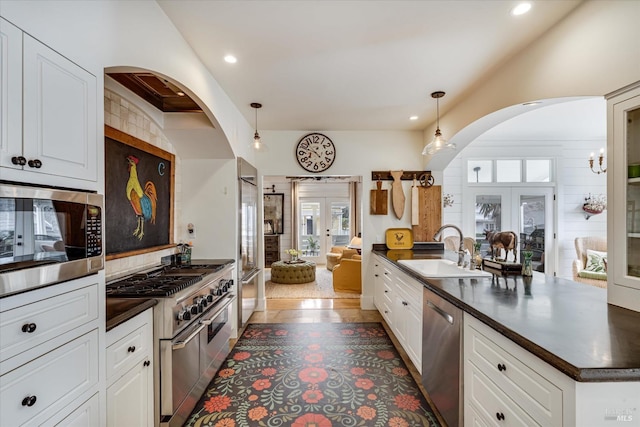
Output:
[106, 298, 157, 332]
[373, 247, 640, 382]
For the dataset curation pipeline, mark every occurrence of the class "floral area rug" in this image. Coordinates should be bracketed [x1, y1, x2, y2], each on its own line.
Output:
[184, 322, 440, 427]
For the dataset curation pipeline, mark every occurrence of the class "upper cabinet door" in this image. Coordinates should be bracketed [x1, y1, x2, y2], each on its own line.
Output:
[22, 34, 97, 183]
[0, 18, 23, 170]
[608, 81, 640, 312]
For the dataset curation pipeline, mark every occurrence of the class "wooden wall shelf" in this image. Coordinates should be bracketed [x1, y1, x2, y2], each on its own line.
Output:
[371, 170, 431, 181]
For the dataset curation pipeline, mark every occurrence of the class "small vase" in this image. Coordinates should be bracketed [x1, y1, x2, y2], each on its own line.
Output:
[522, 252, 533, 276]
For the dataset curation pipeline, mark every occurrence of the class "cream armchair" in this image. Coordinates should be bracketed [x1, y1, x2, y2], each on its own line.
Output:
[326, 246, 358, 271]
[572, 237, 607, 288]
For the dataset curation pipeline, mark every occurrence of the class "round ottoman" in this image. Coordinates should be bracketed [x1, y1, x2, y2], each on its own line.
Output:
[270, 260, 316, 284]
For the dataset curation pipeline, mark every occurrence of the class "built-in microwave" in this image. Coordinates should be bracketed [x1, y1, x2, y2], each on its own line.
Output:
[0, 183, 103, 297]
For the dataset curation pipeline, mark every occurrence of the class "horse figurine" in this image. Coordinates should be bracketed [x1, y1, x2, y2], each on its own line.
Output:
[484, 230, 518, 262]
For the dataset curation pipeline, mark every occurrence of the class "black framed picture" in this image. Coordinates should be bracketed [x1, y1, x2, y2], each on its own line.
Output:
[104, 126, 175, 257]
[264, 193, 284, 235]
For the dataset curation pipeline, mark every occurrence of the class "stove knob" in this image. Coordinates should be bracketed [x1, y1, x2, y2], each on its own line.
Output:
[177, 309, 191, 321]
[206, 294, 214, 303]
[215, 287, 223, 296]
[190, 304, 198, 315]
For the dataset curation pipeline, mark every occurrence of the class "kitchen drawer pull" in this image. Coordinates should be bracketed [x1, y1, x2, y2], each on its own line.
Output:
[426, 300, 454, 325]
[384, 290, 388, 293]
[496, 412, 505, 421]
[497, 363, 506, 372]
[21, 395, 37, 407]
[28, 159, 42, 168]
[21, 323, 37, 333]
[143, 360, 150, 367]
[11, 156, 27, 166]
[402, 301, 408, 306]
[127, 346, 136, 353]
[375, 274, 379, 277]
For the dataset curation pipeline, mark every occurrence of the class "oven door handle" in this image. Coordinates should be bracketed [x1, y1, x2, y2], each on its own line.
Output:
[241, 268, 261, 284]
[172, 323, 206, 350]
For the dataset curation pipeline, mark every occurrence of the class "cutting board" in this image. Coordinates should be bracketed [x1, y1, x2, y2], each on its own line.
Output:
[370, 180, 388, 215]
[412, 185, 442, 242]
[390, 170, 405, 219]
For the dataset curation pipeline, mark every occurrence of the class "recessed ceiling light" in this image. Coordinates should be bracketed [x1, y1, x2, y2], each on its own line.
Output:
[522, 101, 542, 106]
[511, 2, 532, 16]
[224, 55, 237, 64]
[409, 116, 418, 121]
[176, 91, 185, 97]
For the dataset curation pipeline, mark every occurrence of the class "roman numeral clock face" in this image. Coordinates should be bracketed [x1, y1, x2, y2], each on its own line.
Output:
[295, 133, 336, 173]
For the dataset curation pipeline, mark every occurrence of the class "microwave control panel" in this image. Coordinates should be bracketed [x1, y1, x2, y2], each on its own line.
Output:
[86, 205, 102, 256]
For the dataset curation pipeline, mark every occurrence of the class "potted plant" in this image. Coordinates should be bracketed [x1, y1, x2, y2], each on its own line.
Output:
[285, 248, 301, 263]
[307, 237, 319, 255]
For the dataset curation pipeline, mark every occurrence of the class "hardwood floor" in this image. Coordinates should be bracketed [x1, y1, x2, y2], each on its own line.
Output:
[243, 298, 445, 426]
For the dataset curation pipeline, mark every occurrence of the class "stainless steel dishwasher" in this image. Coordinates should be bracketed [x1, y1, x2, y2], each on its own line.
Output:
[422, 287, 463, 427]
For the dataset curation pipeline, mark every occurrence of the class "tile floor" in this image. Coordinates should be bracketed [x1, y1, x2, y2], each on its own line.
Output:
[242, 298, 446, 426]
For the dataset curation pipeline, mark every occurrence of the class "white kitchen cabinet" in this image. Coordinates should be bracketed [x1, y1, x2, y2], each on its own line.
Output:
[464, 314, 640, 426]
[464, 314, 566, 426]
[608, 80, 640, 312]
[372, 255, 422, 373]
[0, 17, 97, 189]
[0, 275, 103, 427]
[106, 308, 154, 427]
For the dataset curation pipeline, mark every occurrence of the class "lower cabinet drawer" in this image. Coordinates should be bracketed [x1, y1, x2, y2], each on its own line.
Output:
[466, 362, 540, 426]
[55, 393, 100, 427]
[0, 284, 98, 363]
[106, 309, 152, 383]
[0, 330, 99, 427]
[465, 321, 563, 426]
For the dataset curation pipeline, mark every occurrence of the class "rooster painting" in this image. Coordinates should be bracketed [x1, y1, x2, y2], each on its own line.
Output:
[126, 155, 157, 239]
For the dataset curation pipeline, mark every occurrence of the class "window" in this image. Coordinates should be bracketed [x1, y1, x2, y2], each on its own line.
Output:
[496, 160, 521, 182]
[467, 159, 553, 183]
[467, 160, 493, 183]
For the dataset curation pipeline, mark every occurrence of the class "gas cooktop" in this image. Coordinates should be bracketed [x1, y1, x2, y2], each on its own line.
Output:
[106, 273, 205, 297]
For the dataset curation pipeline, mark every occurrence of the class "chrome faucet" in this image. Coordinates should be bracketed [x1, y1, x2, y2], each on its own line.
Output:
[434, 224, 465, 267]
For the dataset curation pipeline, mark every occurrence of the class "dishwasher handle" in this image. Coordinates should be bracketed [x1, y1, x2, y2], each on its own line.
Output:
[426, 300, 454, 325]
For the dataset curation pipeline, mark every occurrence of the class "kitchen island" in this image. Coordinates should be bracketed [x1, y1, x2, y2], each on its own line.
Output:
[373, 244, 640, 426]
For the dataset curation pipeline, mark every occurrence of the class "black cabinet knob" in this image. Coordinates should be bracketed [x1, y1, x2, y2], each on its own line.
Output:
[496, 412, 505, 421]
[11, 156, 27, 166]
[127, 346, 136, 353]
[27, 159, 42, 168]
[21, 323, 37, 333]
[143, 360, 150, 367]
[497, 363, 506, 372]
[402, 301, 408, 306]
[21, 395, 37, 407]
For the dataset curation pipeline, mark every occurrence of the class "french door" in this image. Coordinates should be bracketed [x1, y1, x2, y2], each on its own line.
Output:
[298, 197, 351, 264]
[465, 187, 555, 274]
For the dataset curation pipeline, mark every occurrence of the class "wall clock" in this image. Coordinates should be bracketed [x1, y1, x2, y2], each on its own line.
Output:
[295, 133, 336, 173]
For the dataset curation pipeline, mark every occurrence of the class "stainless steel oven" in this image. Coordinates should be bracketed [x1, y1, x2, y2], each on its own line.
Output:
[106, 259, 235, 427]
[0, 183, 103, 297]
[160, 295, 232, 424]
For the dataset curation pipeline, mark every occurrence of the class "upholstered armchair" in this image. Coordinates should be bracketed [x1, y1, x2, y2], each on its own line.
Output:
[332, 254, 362, 293]
[326, 246, 358, 271]
[572, 236, 607, 288]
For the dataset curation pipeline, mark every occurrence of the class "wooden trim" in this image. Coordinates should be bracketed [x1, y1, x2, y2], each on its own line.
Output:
[371, 170, 431, 181]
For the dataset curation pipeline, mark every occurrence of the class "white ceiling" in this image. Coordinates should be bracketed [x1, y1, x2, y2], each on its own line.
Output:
[157, 0, 584, 133]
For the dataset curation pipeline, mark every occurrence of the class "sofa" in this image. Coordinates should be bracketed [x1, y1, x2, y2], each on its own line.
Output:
[326, 246, 358, 271]
[572, 236, 607, 288]
[332, 254, 362, 293]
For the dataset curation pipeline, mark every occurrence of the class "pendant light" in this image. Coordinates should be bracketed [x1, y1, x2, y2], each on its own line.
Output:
[250, 102, 268, 151]
[422, 91, 456, 156]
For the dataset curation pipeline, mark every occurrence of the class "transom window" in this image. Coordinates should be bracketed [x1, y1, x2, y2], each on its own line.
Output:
[467, 159, 552, 183]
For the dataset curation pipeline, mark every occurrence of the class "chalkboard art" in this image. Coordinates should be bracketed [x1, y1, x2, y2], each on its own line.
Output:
[105, 126, 175, 257]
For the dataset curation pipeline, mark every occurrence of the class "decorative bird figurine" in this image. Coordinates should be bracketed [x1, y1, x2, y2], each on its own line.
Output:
[126, 155, 157, 239]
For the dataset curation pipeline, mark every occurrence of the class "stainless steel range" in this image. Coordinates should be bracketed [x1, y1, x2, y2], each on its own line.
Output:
[106, 259, 235, 427]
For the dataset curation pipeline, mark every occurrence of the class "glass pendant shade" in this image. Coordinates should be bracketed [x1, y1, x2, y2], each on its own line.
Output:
[422, 91, 455, 156]
[249, 102, 268, 151]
